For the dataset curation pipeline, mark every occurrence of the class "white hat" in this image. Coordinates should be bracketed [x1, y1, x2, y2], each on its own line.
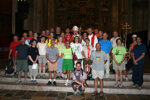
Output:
[72, 25, 79, 32]
[132, 34, 137, 38]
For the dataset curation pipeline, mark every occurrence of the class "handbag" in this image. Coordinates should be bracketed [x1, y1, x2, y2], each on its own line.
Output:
[5, 59, 14, 74]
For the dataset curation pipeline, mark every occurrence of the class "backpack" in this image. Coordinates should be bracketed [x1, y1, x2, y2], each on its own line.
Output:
[5, 59, 14, 74]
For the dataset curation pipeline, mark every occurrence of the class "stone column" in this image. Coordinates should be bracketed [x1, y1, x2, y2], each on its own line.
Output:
[112, 0, 118, 31]
[48, 0, 55, 29]
[12, 0, 17, 34]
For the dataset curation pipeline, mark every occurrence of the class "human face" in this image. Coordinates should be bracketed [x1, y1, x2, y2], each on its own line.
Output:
[83, 33, 87, 38]
[13, 36, 18, 42]
[56, 27, 61, 33]
[65, 41, 70, 48]
[76, 64, 81, 71]
[96, 43, 101, 51]
[85, 39, 90, 45]
[41, 31, 46, 36]
[29, 31, 33, 37]
[51, 40, 55, 46]
[103, 33, 108, 40]
[75, 37, 79, 43]
[94, 29, 99, 34]
[21, 37, 25, 44]
[58, 37, 63, 42]
[41, 37, 45, 42]
[113, 31, 118, 38]
[99, 31, 103, 37]
[137, 37, 141, 44]
[65, 28, 70, 33]
[32, 40, 36, 46]
[23, 32, 27, 38]
[34, 33, 38, 38]
[61, 33, 65, 38]
[87, 28, 93, 35]
[117, 39, 122, 46]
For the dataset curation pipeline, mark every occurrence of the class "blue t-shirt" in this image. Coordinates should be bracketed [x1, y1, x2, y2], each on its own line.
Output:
[132, 44, 147, 65]
[99, 40, 112, 54]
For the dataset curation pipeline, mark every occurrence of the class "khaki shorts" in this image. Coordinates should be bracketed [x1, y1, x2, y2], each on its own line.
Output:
[92, 69, 104, 79]
[48, 62, 58, 72]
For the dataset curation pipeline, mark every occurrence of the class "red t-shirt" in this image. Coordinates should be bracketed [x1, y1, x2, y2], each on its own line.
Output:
[65, 33, 71, 41]
[9, 41, 21, 58]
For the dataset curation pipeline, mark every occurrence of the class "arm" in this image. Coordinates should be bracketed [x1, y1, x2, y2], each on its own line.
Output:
[14, 51, 18, 64]
[132, 53, 138, 65]
[8, 49, 12, 59]
[135, 53, 145, 62]
[46, 53, 53, 63]
[28, 55, 34, 63]
[112, 54, 119, 65]
[54, 54, 59, 63]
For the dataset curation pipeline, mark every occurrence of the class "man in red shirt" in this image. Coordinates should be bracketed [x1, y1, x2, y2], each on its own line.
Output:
[8, 35, 21, 76]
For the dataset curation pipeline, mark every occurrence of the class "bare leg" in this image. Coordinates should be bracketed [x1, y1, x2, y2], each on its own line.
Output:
[42, 63, 46, 74]
[88, 65, 90, 74]
[100, 79, 103, 92]
[49, 71, 52, 79]
[24, 71, 28, 80]
[94, 78, 98, 92]
[18, 71, 21, 80]
[115, 70, 119, 83]
[84, 65, 87, 72]
[39, 63, 42, 74]
[54, 71, 57, 79]
[120, 71, 123, 83]
[67, 71, 70, 80]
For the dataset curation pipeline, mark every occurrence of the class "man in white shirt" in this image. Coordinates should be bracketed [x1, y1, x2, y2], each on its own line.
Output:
[110, 31, 120, 48]
[87, 28, 98, 49]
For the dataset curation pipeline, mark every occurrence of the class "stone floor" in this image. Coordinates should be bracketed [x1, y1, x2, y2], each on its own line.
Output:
[0, 89, 149, 100]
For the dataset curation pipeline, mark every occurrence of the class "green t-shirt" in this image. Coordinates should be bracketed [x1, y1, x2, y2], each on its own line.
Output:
[62, 48, 74, 59]
[112, 46, 126, 63]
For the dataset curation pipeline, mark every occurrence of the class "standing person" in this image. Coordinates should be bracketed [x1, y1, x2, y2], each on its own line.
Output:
[70, 36, 84, 68]
[9, 35, 21, 76]
[27, 30, 33, 40]
[37, 36, 47, 78]
[110, 31, 120, 48]
[82, 38, 93, 76]
[97, 31, 103, 42]
[91, 43, 107, 97]
[22, 32, 28, 40]
[61, 41, 75, 86]
[65, 28, 71, 42]
[28, 40, 39, 84]
[88, 28, 98, 49]
[94, 28, 99, 37]
[15, 37, 29, 83]
[112, 38, 126, 87]
[70, 25, 80, 42]
[46, 39, 59, 86]
[54, 26, 61, 39]
[132, 37, 147, 90]
[99, 33, 112, 78]
[55, 36, 65, 78]
[81, 32, 88, 46]
[29, 33, 40, 45]
[72, 62, 87, 96]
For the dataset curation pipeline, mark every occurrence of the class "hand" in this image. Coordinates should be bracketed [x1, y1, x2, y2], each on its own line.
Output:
[8, 56, 11, 59]
[82, 84, 85, 91]
[134, 60, 138, 65]
[86, 58, 89, 61]
[33, 61, 36, 64]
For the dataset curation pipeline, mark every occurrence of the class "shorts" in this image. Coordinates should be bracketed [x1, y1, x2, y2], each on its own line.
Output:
[62, 59, 73, 71]
[83, 58, 92, 65]
[38, 55, 47, 63]
[113, 61, 125, 71]
[48, 62, 58, 71]
[92, 69, 104, 79]
[72, 82, 82, 92]
[16, 60, 28, 71]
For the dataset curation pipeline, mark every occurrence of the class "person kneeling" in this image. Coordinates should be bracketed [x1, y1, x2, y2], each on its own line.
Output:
[72, 62, 87, 96]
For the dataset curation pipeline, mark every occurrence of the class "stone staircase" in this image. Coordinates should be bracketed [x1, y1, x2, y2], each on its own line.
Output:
[0, 72, 150, 95]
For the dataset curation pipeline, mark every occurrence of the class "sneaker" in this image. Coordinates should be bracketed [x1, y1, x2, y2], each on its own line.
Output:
[132, 84, 137, 88]
[47, 81, 52, 85]
[92, 91, 98, 96]
[53, 81, 57, 86]
[14, 72, 17, 77]
[42, 74, 46, 78]
[125, 77, 129, 81]
[33, 80, 38, 84]
[60, 76, 63, 79]
[137, 86, 142, 90]
[99, 91, 104, 97]
[119, 82, 123, 88]
[114, 83, 119, 88]
[64, 81, 69, 86]
[16, 80, 22, 84]
[23, 80, 27, 83]
[74, 89, 81, 97]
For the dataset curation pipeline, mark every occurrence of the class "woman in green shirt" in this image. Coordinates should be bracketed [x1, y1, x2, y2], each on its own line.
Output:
[112, 38, 126, 88]
[61, 41, 75, 86]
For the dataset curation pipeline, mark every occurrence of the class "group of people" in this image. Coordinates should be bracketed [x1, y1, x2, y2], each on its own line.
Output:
[9, 26, 147, 96]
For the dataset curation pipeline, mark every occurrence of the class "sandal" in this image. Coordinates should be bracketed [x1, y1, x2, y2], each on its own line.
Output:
[92, 91, 98, 96]
[99, 91, 104, 97]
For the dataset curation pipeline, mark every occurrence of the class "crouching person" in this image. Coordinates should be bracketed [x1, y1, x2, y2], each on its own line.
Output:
[72, 62, 87, 96]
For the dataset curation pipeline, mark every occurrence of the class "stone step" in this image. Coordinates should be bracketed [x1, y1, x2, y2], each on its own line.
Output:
[0, 82, 150, 95]
[2, 72, 150, 80]
[0, 77, 150, 87]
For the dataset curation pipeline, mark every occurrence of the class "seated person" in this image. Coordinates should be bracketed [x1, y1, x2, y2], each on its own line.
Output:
[72, 62, 87, 96]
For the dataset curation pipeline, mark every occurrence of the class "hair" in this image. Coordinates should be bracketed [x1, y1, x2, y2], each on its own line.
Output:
[57, 36, 63, 42]
[73, 36, 80, 43]
[76, 62, 81, 66]
[85, 38, 90, 41]
[116, 38, 122, 44]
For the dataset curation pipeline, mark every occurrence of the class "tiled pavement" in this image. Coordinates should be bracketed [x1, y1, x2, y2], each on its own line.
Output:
[0, 89, 149, 100]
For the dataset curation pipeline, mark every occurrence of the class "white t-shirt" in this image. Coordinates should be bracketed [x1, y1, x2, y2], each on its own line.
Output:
[110, 37, 120, 48]
[70, 43, 83, 59]
[37, 43, 47, 55]
[83, 45, 94, 58]
[81, 39, 86, 46]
